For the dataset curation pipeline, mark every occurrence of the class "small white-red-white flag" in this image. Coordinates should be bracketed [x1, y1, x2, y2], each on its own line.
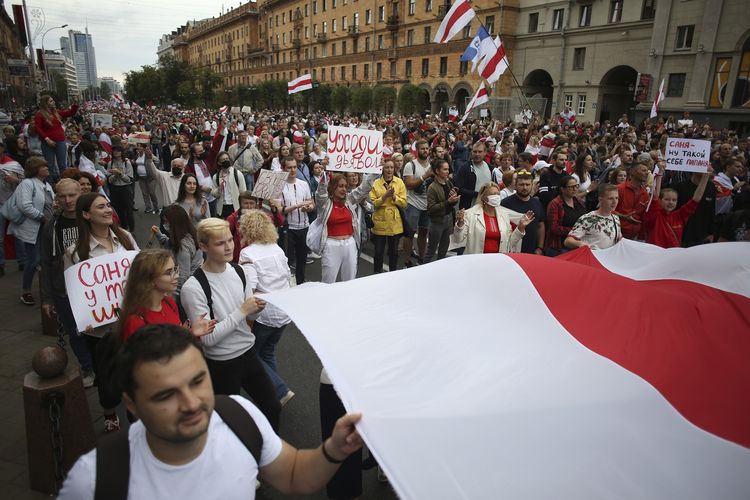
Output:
[112, 93, 123, 102]
[650, 78, 665, 118]
[288, 73, 313, 94]
[478, 37, 509, 85]
[218, 105, 228, 113]
[433, 0, 476, 44]
[461, 83, 489, 123]
[448, 106, 459, 122]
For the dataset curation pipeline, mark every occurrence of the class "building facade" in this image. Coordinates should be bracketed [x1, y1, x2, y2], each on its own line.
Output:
[0, 5, 34, 109]
[61, 29, 98, 93]
[170, 0, 519, 113]
[44, 51, 79, 99]
[98, 76, 122, 96]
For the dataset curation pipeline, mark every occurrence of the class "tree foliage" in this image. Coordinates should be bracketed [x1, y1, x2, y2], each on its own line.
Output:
[124, 59, 222, 106]
[48, 70, 68, 102]
[99, 81, 112, 99]
[397, 84, 422, 115]
[331, 86, 350, 113]
[350, 87, 372, 114]
[372, 85, 397, 114]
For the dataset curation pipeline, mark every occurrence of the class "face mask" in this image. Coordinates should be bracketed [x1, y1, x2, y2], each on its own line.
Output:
[171, 167, 182, 176]
[485, 194, 502, 207]
[219, 160, 231, 169]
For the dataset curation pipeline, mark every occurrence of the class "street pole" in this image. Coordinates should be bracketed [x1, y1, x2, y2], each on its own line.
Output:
[22, 0, 39, 102]
[41, 24, 69, 95]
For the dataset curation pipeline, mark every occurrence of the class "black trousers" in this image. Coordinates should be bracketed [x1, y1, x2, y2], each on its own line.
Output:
[205, 347, 281, 431]
[372, 234, 399, 273]
[320, 383, 363, 500]
[109, 184, 135, 232]
[84, 335, 121, 410]
[285, 227, 308, 284]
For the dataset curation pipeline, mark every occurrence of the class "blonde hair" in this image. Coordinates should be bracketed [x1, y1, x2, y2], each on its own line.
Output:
[196, 217, 230, 244]
[239, 209, 279, 246]
[54, 178, 81, 193]
[475, 182, 501, 206]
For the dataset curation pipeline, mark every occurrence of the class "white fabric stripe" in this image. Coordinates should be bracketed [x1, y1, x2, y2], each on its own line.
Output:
[592, 239, 750, 297]
[264, 254, 750, 500]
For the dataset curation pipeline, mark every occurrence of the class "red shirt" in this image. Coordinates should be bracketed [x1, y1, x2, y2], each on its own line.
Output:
[483, 212, 501, 254]
[644, 199, 698, 248]
[327, 202, 353, 237]
[615, 181, 650, 239]
[121, 296, 180, 342]
[33, 105, 79, 142]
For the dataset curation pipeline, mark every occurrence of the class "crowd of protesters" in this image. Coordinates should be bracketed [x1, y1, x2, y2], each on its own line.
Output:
[0, 96, 748, 499]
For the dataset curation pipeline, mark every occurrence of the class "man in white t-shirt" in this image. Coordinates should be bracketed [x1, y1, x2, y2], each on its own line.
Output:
[57, 324, 363, 499]
[279, 157, 314, 283]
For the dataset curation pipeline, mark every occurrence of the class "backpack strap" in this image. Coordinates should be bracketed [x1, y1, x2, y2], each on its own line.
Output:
[192, 267, 214, 320]
[213, 395, 263, 465]
[94, 428, 130, 500]
[230, 262, 247, 291]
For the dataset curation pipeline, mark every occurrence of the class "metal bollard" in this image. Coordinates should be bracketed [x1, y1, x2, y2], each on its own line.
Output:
[23, 346, 96, 494]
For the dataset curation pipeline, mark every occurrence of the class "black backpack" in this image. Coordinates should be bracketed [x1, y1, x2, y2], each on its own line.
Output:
[189, 263, 246, 320]
[94, 395, 263, 500]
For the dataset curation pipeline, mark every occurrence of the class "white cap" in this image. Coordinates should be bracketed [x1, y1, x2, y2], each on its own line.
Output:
[532, 160, 550, 172]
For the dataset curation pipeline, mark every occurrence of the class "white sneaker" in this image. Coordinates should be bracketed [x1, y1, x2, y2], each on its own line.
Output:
[279, 390, 295, 407]
[309, 252, 322, 259]
[81, 370, 95, 388]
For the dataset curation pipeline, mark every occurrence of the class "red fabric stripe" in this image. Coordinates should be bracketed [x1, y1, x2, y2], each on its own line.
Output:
[288, 77, 312, 91]
[509, 251, 750, 448]
[480, 46, 504, 79]
[439, 1, 472, 43]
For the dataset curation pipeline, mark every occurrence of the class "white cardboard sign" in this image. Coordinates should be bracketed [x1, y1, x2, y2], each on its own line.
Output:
[326, 125, 383, 174]
[92, 113, 113, 128]
[251, 169, 289, 200]
[665, 138, 710, 173]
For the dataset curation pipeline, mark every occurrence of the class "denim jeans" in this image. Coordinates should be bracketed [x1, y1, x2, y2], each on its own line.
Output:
[244, 173, 255, 193]
[41, 140, 67, 178]
[252, 321, 290, 399]
[53, 296, 93, 372]
[21, 241, 39, 291]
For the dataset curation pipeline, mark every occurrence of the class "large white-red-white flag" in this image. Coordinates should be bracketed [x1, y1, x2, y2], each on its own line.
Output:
[478, 36, 509, 85]
[433, 0, 475, 44]
[651, 78, 665, 118]
[265, 240, 750, 499]
[461, 83, 489, 122]
[288, 73, 313, 94]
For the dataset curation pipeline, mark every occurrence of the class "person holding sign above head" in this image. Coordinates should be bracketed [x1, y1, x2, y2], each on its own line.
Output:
[63, 192, 139, 434]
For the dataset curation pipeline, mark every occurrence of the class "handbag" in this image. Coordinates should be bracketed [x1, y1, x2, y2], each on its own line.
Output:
[306, 217, 325, 255]
[0, 180, 36, 225]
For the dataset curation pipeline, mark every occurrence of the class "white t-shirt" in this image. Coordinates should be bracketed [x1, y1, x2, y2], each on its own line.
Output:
[404, 159, 429, 211]
[57, 395, 282, 500]
[281, 180, 312, 230]
[239, 243, 291, 328]
[193, 161, 216, 203]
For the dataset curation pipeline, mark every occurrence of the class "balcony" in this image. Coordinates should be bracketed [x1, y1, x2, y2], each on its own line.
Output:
[437, 3, 449, 19]
[292, 37, 302, 49]
[316, 33, 328, 42]
[271, 42, 280, 52]
[348, 25, 360, 37]
[387, 49, 398, 60]
[386, 15, 399, 30]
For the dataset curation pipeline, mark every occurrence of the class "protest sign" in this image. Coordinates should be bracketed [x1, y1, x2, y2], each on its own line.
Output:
[64, 251, 138, 332]
[326, 125, 383, 174]
[92, 113, 113, 128]
[241, 105, 252, 113]
[251, 170, 289, 200]
[127, 131, 151, 145]
[231, 106, 241, 114]
[665, 138, 710, 173]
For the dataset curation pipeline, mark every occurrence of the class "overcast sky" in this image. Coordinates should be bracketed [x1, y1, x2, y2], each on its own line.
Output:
[4, 1, 246, 84]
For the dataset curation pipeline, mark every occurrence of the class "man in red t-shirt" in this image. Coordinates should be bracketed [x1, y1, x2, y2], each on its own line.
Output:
[615, 163, 651, 239]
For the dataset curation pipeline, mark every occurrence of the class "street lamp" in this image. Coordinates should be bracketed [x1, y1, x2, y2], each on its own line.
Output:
[41, 24, 68, 94]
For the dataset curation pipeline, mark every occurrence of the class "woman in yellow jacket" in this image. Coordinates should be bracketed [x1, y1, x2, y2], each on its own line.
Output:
[369, 158, 407, 273]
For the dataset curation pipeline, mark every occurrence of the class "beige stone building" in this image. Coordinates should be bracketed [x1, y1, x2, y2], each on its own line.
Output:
[170, 0, 521, 113]
[0, 7, 34, 109]
[513, 0, 750, 130]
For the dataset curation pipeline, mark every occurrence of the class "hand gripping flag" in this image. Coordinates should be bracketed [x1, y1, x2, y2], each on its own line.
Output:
[478, 37, 509, 85]
[460, 26, 493, 72]
[263, 240, 750, 499]
[651, 78, 665, 118]
[433, 0, 476, 44]
[288, 74, 313, 94]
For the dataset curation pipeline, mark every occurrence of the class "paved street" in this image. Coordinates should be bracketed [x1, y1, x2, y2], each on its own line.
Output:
[0, 189, 405, 499]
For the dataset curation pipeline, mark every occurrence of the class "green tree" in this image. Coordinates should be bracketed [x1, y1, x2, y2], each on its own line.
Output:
[124, 65, 163, 103]
[99, 81, 112, 99]
[331, 86, 350, 113]
[314, 83, 332, 112]
[372, 85, 396, 114]
[351, 87, 372, 114]
[397, 84, 421, 115]
[49, 70, 68, 102]
[159, 54, 191, 103]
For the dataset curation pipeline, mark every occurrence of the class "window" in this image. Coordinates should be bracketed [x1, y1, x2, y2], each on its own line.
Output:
[577, 94, 586, 115]
[378, 34, 384, 49]
[379, 6, 385, 21]
[323, 0, 327, 11]
[366, 9, 372, 25]
[641, 0, 656, 20]
[426, 0, 432, 11]
[675, 25, 694, 50]
[732, 39, 750, 107]
[305, 26, 309, 38]
[313, 24, 318, 36]
[424, 26, 431, 44]
[377, 62, 382, 79]
[333, 19, 337, 32]
[331, 66, 335, 81]
[422, 58, 429, 77]
[313, 0, 318, 14]
[439, 56, 448, 76]
[354, 13, 359, 26]
[564, 94, 573, 109]
[352, 65, 357, 79]
[407, 29, 414, 46]
[390, 61, 396, 77]
[528, 13, 539, 33]
[573, 48, 586, 70]
[485, 16, 495, 34]
[323, 21, 327, 33]
[579, 4, 592, 27]
[343, 16, 348, 29]
[709, 57, 731, 108]
[364, 63, 369, 79]
[667, 73, 686, 97]
[609, 0, 623, 23]
[313, 68, 317, 80]
[552, 9, 564, 31]
[353, 38, 358, 52]
[459, 60, 468, 75]
[405, 60, 412, 77]
[313, 46, 318, 58]
[463, 25, 472, 38]
[342, 40, 347, 54]
[409, 0, 416, 15]
[365, 37, 371, 51]
[332, 43, 337, 55]
[305, 4, 309, 16]
[340, 66, 345, 80]
[282, 12, 286, 24]
[332, 0, 336, 7]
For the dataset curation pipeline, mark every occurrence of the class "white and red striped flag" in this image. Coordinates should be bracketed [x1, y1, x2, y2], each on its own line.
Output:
[288, 73, 313, 94]
[218, 105, 228, 114]
[98, 132, 112, 157]
[433, 0, 476, 44]
[264, 240, 750, 499]
[461, 83, 489, 123]
[478, 37, 509, 85]
[651, 78, 665, 118]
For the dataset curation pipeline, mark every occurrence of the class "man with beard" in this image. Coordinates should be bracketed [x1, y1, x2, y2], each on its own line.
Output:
[402, 140, 434, 267]
[501, 170, 545, 254]
[614, 163, 651, 239]
[538, 151, 569, 211]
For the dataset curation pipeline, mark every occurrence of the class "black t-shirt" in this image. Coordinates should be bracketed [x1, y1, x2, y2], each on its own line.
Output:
[502, 195, 545, 253]
[539, 168, 568, 211]
[720, 209, 750, 242]
[674, 180, 717, 244]
[55, 215, 79, 252]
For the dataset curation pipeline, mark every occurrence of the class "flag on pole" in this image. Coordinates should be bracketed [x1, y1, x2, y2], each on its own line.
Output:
[461, 83, 489, 123]
[448, 106, 459, 122]
[98, 132, 112, 157]
[460, 26, 493, 72]
[433, 0, 476, 44]
[478, 37, 509, 85]
[288, 73, 313, 94]
[263, 240, 750, 499]
[650, 78, 665, 118]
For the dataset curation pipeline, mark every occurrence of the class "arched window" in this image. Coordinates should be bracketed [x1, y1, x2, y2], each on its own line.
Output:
[732, 37, 750, 108]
